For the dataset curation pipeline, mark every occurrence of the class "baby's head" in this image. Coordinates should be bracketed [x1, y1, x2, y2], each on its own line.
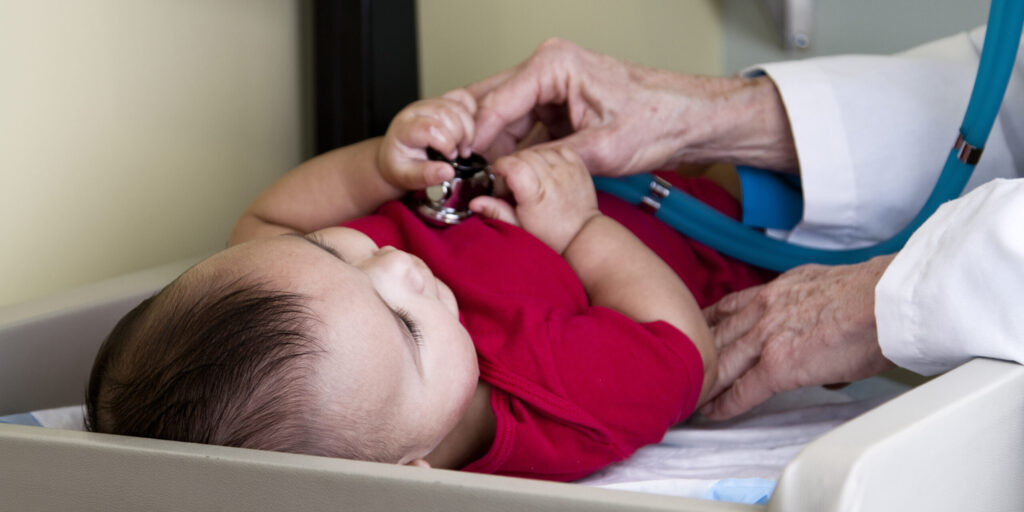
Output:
[86, 227, 479, 465]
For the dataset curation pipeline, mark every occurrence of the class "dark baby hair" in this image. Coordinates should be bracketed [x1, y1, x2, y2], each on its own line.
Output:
[84, 276, 335, 455]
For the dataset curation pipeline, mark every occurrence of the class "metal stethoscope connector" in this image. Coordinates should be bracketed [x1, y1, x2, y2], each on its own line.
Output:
[414, 147, 495, 226]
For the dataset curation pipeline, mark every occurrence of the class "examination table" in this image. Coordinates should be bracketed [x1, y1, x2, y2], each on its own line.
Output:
[1, 258, 1022, 511]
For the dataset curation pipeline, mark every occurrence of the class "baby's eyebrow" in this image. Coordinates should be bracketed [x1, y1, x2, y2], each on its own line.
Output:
[284, 232, 346, 262]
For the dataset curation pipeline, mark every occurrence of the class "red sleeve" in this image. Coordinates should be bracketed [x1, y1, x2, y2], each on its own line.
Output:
[550, 307, 705, 443]
[466, 305, 704, 481]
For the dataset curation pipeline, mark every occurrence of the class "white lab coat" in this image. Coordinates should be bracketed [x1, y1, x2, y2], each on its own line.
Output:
[750, 27, 1024, 375]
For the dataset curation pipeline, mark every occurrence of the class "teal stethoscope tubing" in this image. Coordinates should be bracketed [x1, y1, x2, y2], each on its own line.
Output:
[595, 0, 1024, 272]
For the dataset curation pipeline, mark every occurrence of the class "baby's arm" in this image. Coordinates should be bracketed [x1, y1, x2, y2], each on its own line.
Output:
[566, 204, 716, 403]
[230, 90, 477, 245]
[230, 139, 397, 244]
[474, 147, 717, 403]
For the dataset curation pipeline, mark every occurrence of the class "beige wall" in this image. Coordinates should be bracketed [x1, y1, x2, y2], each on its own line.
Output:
[417, 0, 722, 98]
[0, 1, 303, 306]
[0, 0, 721, 307]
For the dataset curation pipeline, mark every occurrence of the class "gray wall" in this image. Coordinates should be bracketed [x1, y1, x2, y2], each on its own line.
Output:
[723, 0, 988, 74]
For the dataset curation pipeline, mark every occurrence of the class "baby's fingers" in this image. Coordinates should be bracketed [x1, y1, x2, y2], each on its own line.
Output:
[390, 153, 453, 190]
[408, 93, 476, 159]
[528, 144, 586, 175]
[442, 89, 478, 158]
[469, 196, 520, 226]
[492, 155, 542, 205]
[443, 88, 477, 113]
[421, 160, 457, 186]
[436, 99, 476, 158]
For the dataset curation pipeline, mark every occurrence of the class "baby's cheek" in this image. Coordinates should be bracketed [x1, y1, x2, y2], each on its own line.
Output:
[458, 330, 480, 375]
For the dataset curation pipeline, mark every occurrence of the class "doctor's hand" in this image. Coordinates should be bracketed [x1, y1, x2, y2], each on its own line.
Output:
[470, 146, 599, 254]
[700, 255, 897, 421]
[469, 39, 798, 176]
[378, 89, 477, 190]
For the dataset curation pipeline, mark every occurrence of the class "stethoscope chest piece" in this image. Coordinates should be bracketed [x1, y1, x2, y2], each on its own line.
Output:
[414, 148, 494, 226]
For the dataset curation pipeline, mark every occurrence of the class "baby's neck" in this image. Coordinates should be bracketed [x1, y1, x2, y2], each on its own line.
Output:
[423, 382, 494, 469]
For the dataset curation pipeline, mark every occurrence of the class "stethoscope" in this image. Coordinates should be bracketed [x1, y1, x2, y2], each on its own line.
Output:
[417, 0, 1024, 271]
[413, 147, 495, 226]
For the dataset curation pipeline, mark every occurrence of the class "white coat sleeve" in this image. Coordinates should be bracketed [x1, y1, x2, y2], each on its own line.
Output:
[875, 178, 1024, 375]
[744, 27, 1024, 250]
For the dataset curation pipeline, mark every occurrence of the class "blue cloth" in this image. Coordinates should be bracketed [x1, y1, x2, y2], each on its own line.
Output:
[0, 412, 42, 426]
[736, 165, 803, 230]
[704, 477, 777, 505]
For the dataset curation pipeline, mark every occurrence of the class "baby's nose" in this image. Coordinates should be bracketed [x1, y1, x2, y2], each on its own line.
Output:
[378, 247, 427, 292]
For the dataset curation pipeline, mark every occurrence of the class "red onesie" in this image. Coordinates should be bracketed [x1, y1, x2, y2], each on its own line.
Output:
[344, 174, 769, 482]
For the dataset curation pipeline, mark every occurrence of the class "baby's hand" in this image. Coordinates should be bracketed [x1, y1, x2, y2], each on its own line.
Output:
[378, 89, 476, 190]
[471, 146, 600, 254]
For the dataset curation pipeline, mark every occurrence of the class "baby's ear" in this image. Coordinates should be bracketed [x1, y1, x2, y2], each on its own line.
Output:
[406, 458, 431, 468]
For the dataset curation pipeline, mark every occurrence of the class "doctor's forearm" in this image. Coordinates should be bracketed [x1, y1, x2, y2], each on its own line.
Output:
[668, 75, 798, 173]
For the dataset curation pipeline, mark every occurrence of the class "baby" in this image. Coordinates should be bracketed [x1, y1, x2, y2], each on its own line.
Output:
[86, 90, 767, 481]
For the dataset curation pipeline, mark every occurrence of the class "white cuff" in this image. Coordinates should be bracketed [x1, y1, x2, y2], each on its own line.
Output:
[744, 60, 859, 249]
[876, 179, 1024, 375]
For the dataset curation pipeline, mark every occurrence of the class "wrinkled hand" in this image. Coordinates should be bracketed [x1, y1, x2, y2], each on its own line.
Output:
[378, 89, 477, 190]
[468, 39, 694, 176]
[469, 39, 798, 176]
[469, 146, 599, 254]
[700, 255, 897, 421]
